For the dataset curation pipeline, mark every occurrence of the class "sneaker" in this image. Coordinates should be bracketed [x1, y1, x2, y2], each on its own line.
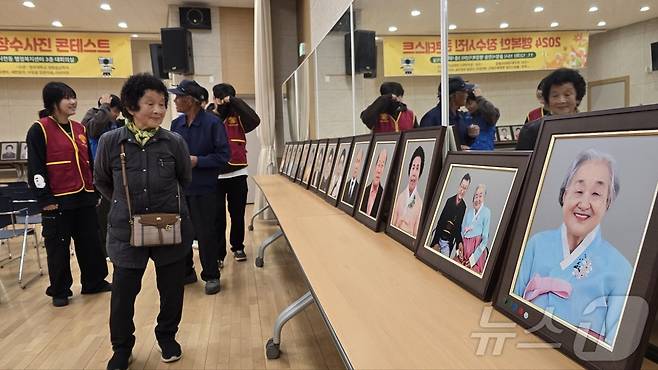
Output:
[81, 280, 112, 295]
[205, 279, 220, 295]
[233, 250, 247, 262]
[106, 352, 133, 370]
[183, 270, 198, 285]
[52, 297, 69, 307]
[156, 340, 183, 363]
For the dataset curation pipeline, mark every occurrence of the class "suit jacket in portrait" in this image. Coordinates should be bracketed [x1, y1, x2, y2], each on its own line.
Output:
[342, 178, 360, 205]
[360, 183, 383, 218]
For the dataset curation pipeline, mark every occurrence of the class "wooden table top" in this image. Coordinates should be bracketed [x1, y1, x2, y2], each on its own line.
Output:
[254, 175, 589, 369]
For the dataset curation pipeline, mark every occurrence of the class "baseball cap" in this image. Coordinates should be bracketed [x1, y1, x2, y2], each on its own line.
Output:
[167, 80, 205, 101]
[438, 76, 475, 96]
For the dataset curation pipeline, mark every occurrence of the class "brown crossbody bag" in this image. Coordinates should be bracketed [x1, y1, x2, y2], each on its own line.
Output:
[120, 144, 182, 247]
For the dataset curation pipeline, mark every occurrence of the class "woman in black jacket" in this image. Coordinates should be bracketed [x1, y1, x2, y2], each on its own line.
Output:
[94, 74, 193, 370]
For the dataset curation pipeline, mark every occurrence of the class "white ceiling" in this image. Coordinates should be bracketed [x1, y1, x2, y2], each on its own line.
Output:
[353, 0, 658, 35]
[0, 0, 253, 38]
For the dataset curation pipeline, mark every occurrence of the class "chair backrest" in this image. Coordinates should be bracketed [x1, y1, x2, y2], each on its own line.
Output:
[0, 183, 40, 215]
[0, 195, 14, 229]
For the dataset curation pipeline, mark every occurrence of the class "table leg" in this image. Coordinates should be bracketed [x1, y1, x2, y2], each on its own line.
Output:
[255, 229, 283, 268]
[265, 291, 314, 360]
[248, 204, 271, 231]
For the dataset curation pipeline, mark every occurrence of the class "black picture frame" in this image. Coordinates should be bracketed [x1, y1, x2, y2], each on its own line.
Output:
[285, 142, 301, 179]
[0, 141, 19, 161]
[301, 140, 319, 188]
[415, 151, 531, 300]
[310, 139, 329, 191]
[385, 127, 446, 250]
[497, 126, 514, 142]
[279, 142, 291, 174]
[353, 132, 401, 231]
[494, 105, 658, 370]
[337, 134, 373, 216]
[325, 136, 354, 206]
[18, 141, 27, 161]
[294, 141, 311, 183]
[512, 125, 524, 142]
[316, 138, 339, 195]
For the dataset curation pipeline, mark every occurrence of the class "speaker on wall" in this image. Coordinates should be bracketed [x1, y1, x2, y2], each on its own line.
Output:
[180, 7, 211, 30]
[149, 43, 168, 79]
[344, 30, 376, 75]
[651, 41, 658, 71]
[161, 27, 195, 75]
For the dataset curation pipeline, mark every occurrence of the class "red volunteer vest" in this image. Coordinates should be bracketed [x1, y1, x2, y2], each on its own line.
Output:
[526, 107, 545, 123]
[38, 116, 94, 196]
[223, 114, 248, 166]
[374, 110, 415, 133]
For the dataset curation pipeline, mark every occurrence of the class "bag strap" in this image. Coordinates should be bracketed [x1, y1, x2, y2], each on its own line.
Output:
[120, 143, 182, 216]
[120, 143, 133, 218]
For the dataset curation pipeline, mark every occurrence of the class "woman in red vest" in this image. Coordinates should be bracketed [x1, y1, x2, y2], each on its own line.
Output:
[360, 82, 418, 133]
[26, 82, 110, 307]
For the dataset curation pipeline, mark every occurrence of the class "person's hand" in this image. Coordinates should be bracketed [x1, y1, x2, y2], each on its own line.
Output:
[472, 87, 482, 97]
[43, 204, 58, 211]
[99, 94, 112, 105]
[467, 124, 480, 138]
[190, 155, 198, 168]
[390, 94, 401, 103]
[464, 226, 473, 234]
[460, 145, 471, 151]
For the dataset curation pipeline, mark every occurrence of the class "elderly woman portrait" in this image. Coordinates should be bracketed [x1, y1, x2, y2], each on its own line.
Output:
[311, 145, 325, 188]
[95, 73, 193, 369]
[391, 146, 425, 237]
[513, 148, 631, 346]
[454, 184, 491, 273]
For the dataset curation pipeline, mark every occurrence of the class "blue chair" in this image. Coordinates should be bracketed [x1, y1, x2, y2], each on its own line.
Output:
[0, 194, 43, 288]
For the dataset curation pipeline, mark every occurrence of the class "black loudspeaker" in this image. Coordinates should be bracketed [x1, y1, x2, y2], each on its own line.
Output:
[149, 44, 168, 79]
[651, 41, 658, 71]
[161, 27, 195, 75]
[344, 30, 376, 75]
[180, 7, 211, 30]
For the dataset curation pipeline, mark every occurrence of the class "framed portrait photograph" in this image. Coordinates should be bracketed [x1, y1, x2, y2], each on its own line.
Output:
[415, 152, 531, 300]
[279, 142, 291, 174]
[19, 141, 28, 160]
[497, 126, 513, 142]
[354, 132, 401, 231]
[286, 143, 302, 179]
[494, 105, 658, 369]
[294, 142, 311, 183]
[338, 134, 373, 216]
[512, 125, 524, 141]
[385, 127, 446, 250]
[317, 138, 338, 195]
[326, 137, 354, 206]
[301, 141, 319, 187]
[310, 140, 328, 190]
[1, 142, 18, 161]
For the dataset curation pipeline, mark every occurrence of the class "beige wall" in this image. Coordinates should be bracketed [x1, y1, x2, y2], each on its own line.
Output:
[219, 7, 255, 95]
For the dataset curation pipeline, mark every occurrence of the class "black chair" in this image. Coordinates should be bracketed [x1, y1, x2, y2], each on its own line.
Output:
[0, 193, 43, 288]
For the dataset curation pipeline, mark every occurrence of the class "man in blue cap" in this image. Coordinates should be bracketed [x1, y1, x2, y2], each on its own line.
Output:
[169, 80, 230, 295]
[420, 76, 478, 146]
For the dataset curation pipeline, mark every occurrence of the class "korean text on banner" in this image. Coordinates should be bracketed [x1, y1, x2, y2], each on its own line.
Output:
[383, 31, 588, 77]
[0, 31, 133, 78]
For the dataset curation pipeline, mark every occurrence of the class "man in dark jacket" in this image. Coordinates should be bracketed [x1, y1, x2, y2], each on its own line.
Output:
[170, 80, 230, 295]
[210, 83, 260, 263]
[429, 173, 471, 257]
[359, 149, 387, 218]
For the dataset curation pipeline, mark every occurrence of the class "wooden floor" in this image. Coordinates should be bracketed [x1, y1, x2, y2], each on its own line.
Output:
[0, 205, 344, 369]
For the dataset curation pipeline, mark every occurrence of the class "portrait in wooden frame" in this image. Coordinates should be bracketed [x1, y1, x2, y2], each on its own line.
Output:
[338, 134, 373, 216]
[385, 127, 446, 250]
[301, 140, 319, 187]
[310, 139, 328, 191]
[494, 105, 658, 370]
[317, 138, 339, 195]
[353, 132, 401, 231]
[415, 151, 531, 300]
[294, 141, 311, 183]
[326, 137, 354, 206]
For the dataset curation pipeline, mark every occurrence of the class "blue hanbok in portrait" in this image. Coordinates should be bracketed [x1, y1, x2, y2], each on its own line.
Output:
[513, 149, 632, 346]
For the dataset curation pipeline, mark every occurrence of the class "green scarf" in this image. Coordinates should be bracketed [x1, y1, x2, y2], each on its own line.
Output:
[125, 120, 159, 146]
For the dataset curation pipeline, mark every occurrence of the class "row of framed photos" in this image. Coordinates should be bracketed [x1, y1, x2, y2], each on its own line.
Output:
[494, 124, 523, 143]
[0, 141, 27, 161]
[278, 105, 658, 370]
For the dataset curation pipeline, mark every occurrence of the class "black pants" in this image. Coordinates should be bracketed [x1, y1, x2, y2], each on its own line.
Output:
[216, 175, 248, 254]
[41, 206, 108, 299]
[109, 259, 185, 354]
[96, 195, 111, 258]
[185, 193, 221, 281]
